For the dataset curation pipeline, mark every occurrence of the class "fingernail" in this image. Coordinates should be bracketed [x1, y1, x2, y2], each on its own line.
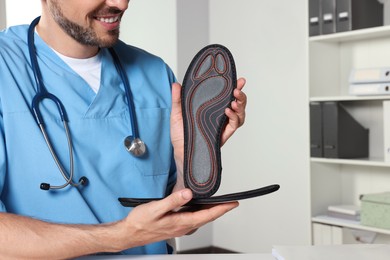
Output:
[181, 189, 192, 200]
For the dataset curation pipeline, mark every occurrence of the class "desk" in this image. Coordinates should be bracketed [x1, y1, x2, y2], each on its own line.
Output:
[79, 254, 274, 260]
[79, 244, 390, 259]
[272, 244, 390, 260]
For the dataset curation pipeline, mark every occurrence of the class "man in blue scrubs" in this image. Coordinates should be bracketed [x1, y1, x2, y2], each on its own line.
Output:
[0, 0, 247, 258]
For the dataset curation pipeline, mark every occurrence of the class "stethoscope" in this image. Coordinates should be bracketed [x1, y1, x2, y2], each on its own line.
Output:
[28, 17, 146, 191]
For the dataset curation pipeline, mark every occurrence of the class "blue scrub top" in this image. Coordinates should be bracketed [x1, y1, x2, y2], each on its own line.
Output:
[0, 25, 177, 255]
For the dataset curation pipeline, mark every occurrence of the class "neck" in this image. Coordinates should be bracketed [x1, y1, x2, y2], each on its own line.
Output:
[37, 12, 99, 59]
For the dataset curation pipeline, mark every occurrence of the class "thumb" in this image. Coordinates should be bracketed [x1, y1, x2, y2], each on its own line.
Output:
[155, 189, 193, 216]
[172, 82, 182, 103]
[171, 83, 182, 118]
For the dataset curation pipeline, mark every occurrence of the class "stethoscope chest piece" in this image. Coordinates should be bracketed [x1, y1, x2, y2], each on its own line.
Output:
[124, 136, 146, 157]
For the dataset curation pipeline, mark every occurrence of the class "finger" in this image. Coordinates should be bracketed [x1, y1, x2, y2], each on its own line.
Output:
[220, 109, 239, 146]
[158, 202, 238, 238]
[153, 189, 193, 217]
[233, 88, 247, 108]
[225, 107, 241, 129]
[232, 78, 247, 121]
[202, 201, 239, 211]
[191, 202, 239, 226]
[177, 202, 239, 235]
[230, 100, 246, 126]
[186, 228, 198, 236]
[231, 100, 243, 114]
[236, 77, 246, 91]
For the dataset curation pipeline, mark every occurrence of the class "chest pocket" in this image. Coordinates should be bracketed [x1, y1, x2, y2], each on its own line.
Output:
[134, 108, 172, 176]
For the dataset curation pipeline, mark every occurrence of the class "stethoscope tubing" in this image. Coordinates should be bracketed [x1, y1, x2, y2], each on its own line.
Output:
[39, 121, 76, 189]
[27, 16, 143, 190]
[108, 48, 139, 139]
[28, 17, 46, 95]
[28, 17, 79, 190]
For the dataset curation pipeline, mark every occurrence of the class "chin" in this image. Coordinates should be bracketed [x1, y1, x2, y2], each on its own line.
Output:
[98, 39, 119, 48]
[98, 32, 120, 47]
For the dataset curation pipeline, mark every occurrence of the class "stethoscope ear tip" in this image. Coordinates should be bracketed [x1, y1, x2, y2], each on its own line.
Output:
[79, 176, 88, 186]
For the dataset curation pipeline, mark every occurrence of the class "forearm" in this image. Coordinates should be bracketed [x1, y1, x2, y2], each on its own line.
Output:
[0, 190, 238, 259]
[0, 212, 123, 259]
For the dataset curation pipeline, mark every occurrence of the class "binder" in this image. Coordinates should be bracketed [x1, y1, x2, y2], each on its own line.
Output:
[336, 0, 383, 33]
[312, 223, 342, 245]
[383, 101, 390, 162]
[349, 67, 390, 84]
[331, 226, 343, 245]
[309, 0, 321, 36]
[349, 83, 390, 96]
[312, 223, 332, 245]
[310, 102, 323, 157]
[322, 102, 369, 158]
[349, 67, 390, 95]
[321, 0, 336, 34]
[382, 0, 390, 25]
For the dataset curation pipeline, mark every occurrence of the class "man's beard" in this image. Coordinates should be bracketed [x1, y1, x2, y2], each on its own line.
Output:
[49, 1, 120, 48]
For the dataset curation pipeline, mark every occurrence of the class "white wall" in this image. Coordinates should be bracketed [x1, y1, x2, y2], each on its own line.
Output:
[5, 0, 40, 26]
[0, 0, 5, 30]
[121, 0, 210, 82]
[120, 0, 178, 76]
[176, 0, 210, 82]
[209, 0, 311, 253]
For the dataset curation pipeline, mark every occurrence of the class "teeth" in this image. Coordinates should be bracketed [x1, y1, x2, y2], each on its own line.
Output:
[97, 16, 119, 24]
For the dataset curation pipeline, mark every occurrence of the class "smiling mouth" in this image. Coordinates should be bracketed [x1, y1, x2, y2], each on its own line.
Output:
[95, 16, 120, 24]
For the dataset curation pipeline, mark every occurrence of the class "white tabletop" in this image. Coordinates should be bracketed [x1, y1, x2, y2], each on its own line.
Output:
[79, 254, 274, 260]
[79, 244, 390, 259]
[272, 244, 390, 260]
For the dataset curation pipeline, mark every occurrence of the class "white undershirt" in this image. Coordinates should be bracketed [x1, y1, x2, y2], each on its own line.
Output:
[53, 49, 102, 94]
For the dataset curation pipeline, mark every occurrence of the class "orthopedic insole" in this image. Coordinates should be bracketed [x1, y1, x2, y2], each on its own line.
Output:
[119, 44, 279, 207]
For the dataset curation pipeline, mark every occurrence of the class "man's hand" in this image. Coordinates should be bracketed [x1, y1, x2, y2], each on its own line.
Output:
[221, 77, 247, 146]
[115, 189, 239, 250]
[170, 78, 247, 190]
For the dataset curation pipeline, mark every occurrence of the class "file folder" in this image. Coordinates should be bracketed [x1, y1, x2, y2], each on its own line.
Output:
[336, 0, 383, 33]
[322, 0, 336, 34]
[309, 0, 321, 36]
[310, 102, 323, 157]
[322, 102, 369, 158]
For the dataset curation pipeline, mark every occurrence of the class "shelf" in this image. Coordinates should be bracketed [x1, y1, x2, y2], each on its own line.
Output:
[310, 95, 390, 102]
[309, 25, 390, 43]
[312, 215, 390, 236]
[310, 157, 390, 168]
[309, 22, 390, 245]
